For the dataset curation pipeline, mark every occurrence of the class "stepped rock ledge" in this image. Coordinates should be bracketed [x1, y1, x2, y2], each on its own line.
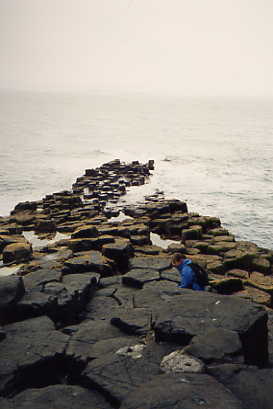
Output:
[0, 159, 272, 409]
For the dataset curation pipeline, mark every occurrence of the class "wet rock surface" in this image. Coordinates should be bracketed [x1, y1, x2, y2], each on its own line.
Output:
[0, 159, 273, 408]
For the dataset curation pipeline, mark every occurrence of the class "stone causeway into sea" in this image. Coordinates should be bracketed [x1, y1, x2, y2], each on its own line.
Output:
[0, 159, 272, 409]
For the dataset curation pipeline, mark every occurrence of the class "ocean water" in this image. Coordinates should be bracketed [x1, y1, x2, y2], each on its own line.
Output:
[1, 91, 273, 249]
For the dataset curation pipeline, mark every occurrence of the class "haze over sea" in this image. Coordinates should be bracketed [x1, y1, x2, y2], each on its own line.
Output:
[1, 91, 273, 249]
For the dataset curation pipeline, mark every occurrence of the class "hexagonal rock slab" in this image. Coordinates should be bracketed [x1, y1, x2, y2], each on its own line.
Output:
[82, 343, 173, 405]
[66, 319, 127, 362]
[64, 251, 116, 276]
[110, 307, 153, 336]
[122, 268, 159, 288]
[0, 316, 69, 396]
[102, 239, 133, 271]
[10, 384, 112, 409]
[120, 373, 243, 409]
[128, 256, 171, 271]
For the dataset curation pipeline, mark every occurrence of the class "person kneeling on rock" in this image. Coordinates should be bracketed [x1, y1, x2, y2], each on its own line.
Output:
[171, 253, 205, 291]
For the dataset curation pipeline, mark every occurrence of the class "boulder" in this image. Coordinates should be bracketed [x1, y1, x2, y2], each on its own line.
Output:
[3, 242, 32, 264]
[181, 226, 203, 241]
[102, 239, 134, 271]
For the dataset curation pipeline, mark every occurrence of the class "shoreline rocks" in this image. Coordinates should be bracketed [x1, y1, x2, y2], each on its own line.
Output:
[0, 159, 273, 409]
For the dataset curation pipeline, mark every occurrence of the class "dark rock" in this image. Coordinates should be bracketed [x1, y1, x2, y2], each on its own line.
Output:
[223, 249, 255, 270]
[64, 251, 115, 276]
[71, 226, 98, 239]
[0, 276, 25, 307]
[35, 220, 56, 233]
[160, 267, 180, 283]
[185, 328, 243, 363]
[130, 234, 151, 245]
[12, 201, 37, 214]
[147, 159, 154, 170]
[182, 226, 203, 241]
[166, 242, 186, 253]
[120, 373, 243, 409]
[129, 256, 171, 271]
[122, 268, 159, 289]
[66, 319, 126, 362]
[82, 343, 169, 405]
[0, 316, 69, 396]
[3, 242, 32, 264]
[143, 290, 268, 366]
[102, 239, 134, 271]
[11, 384, 112, 409]
[15, 270, 99, 324]
[85, 294, 121, 320]
[0, 398, 13, 408]
[23, 267, 63, 291]
[133, 244, 163, 255]
[219, 367, 273, 409]
[67, 236, 115, 252]
[0, 276, 25, 325]
[110, 307, 153, 336]
[42, 273, 99, 324]
[211, 277, 244, 294]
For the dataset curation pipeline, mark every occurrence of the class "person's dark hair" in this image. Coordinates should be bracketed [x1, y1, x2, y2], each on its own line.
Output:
[172, 252, 185, 264]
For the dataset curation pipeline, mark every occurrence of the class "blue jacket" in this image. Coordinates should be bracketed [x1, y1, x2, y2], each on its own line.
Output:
[177, 259, 204, 291]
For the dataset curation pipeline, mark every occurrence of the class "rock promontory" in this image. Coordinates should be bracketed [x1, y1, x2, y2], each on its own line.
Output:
[0, 159, 272, 409]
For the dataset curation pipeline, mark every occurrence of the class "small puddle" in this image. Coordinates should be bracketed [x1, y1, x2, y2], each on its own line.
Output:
[23, 231, 70, 249]
[150, 232, 179, 249]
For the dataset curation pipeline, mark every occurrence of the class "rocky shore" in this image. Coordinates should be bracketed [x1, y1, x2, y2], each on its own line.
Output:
[0, 159, 272, 409]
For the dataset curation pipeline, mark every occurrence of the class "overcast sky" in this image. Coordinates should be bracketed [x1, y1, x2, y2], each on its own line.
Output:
[1, 0, 273, 96]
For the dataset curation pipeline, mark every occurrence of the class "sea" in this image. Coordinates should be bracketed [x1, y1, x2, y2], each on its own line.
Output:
[1, 91, 273, 249]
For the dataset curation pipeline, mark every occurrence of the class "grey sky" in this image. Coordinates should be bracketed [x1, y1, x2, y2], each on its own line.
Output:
[1, 0, 273, 96]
